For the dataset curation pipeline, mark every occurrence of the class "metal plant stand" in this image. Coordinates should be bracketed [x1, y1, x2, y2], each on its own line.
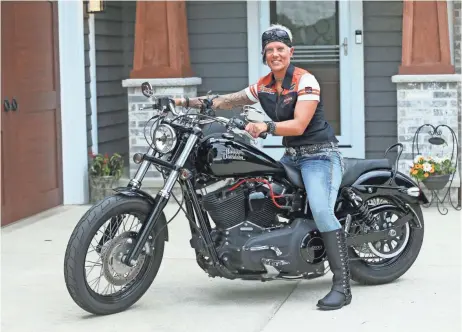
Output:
[411, 124, 461, 215]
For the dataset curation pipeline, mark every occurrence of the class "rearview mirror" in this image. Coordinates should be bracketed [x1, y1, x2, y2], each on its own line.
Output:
[141, 82, 153, 98]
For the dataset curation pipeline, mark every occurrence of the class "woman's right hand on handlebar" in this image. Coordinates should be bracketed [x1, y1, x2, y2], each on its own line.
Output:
[245, 122, 268, 139]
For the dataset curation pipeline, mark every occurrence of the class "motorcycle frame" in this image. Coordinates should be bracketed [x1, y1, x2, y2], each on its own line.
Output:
[117, 122, 427, 275]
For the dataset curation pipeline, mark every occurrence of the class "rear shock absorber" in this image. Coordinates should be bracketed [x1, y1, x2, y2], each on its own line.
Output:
[341, 188, 375, 226]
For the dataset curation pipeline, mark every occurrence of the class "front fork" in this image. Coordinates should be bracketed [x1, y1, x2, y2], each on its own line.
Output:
[122, 132, 199, 266]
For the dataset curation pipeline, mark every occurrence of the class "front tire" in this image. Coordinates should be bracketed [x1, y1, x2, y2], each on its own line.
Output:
[64, 195, 166, 315]
[348, 202, 424, 285]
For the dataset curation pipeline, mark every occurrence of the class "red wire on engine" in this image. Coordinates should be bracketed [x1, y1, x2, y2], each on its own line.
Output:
[228, 178, 284, 208]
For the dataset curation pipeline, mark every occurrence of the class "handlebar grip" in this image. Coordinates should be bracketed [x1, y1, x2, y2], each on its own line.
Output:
[229, 117, 268, 139]
[139, 105, 154, 111]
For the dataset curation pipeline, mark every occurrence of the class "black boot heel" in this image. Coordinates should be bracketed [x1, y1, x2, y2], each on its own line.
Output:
[316, 229, 352, 310]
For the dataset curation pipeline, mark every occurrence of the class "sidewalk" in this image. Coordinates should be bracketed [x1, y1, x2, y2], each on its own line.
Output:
[1, 203, 461, 332]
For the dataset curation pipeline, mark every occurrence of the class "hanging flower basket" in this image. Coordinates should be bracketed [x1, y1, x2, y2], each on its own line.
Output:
[421, 174, 451, 191]
[409, 155, 455, 191]
[88, 152, 124, 203]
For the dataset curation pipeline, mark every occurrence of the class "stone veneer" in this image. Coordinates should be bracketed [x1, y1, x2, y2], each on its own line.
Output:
[454, 0, 461, 75]
[392, 74, 462, 205]
[122, 77, 202, 179]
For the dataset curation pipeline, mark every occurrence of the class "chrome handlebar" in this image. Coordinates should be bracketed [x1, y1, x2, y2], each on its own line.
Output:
[137, 81, 265, 141]
[138, 97, 179, 116]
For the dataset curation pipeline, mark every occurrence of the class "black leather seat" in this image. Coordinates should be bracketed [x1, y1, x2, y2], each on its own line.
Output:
[278, 162, 304, 189]
[340, 158, 391, 187]
[278, 158, 391, 190]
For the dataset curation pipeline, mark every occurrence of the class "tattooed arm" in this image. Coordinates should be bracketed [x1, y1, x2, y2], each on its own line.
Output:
[174, 89, 255, 110]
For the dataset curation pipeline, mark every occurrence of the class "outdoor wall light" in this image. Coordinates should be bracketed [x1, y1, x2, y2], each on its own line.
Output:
[87, 0, 105, 14]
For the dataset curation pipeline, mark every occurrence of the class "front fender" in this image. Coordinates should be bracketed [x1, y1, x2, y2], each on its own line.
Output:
[113, 186, 169, 241]
[351, 169, 429, 205]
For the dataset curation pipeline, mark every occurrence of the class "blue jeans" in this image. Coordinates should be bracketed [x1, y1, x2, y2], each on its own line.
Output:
[280, 147, 344, 232]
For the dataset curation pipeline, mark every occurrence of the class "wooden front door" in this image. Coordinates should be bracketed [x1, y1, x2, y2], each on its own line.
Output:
[1, 1, 62, 226]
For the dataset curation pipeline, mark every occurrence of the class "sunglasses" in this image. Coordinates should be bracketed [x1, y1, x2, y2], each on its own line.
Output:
[261, 29, 292, 50]
[262, 29, 290, 41]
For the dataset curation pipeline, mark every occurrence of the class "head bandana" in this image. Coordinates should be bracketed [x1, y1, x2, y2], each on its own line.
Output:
[261, 29, 292, 51]
[261, 29, 292, 64]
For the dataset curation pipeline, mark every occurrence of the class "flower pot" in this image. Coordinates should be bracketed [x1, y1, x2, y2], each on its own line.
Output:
[89, 175, 119, 203]
[421, 174, 450, 191]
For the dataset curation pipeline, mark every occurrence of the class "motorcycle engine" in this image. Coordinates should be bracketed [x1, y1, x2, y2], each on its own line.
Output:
[200, 178, 285, 230]
[196, 178, 327, 278]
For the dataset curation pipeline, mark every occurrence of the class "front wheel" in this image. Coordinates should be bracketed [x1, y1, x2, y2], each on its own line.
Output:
[64, 195, 166, 315]
[348, 200, 424, 285]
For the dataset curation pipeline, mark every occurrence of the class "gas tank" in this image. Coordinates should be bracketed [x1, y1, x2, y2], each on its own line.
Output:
[196, 137, 285, 178]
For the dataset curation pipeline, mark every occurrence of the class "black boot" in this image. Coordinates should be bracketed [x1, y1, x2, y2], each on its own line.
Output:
[317, 228, 352, 310]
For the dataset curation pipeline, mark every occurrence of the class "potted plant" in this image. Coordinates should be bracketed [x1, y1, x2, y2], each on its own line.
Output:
[409, 155, 456, 191]
[88, 152, 124, 203]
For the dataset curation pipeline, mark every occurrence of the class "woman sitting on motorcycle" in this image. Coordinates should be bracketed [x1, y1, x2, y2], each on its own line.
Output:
[174, 24, 351, 311]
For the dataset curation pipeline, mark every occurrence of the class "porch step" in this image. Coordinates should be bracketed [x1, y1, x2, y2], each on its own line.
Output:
[118, 177, 184, 201]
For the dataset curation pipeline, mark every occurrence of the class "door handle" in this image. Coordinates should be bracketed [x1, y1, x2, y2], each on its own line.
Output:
[11, 98, 18, 111]
[342, 37, 348, 56]
[3, 99, 11, 112]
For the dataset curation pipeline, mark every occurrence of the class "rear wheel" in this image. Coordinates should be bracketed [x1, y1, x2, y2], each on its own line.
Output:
[64, 195, 166, 315]
[347, 198, 424, 285]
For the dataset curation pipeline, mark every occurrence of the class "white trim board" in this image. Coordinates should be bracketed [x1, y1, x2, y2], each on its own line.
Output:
[58, 0, 89, 204]
[246, 0, 365, 160]
[447, 0, 454, 65]
[88, 13, 98, 154]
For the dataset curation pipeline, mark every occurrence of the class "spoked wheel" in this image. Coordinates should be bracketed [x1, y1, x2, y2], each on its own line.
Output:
[86, 219, 148, 296]
[347, 197, 424, 285]
[64, 195, 167, 315]
[365, 209, 410, 262]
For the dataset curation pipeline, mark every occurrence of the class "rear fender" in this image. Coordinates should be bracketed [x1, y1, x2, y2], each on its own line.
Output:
[113, 187, 169, 241]
[350, 169, 429, 205]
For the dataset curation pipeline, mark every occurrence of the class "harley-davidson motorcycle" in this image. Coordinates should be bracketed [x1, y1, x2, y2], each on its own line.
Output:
[64, 82, 426, 315]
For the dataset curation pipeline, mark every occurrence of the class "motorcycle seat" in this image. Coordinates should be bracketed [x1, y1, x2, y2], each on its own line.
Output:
[340, 158, 391, 187]
[278, 158, 392, 190]
[278, 162, 304, 189]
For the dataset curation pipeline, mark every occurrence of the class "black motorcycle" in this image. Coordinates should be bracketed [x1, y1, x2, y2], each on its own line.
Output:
[64, 82, 427, 315]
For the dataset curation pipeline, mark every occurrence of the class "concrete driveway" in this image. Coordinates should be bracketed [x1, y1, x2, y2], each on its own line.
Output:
[1, 203, 461, 332]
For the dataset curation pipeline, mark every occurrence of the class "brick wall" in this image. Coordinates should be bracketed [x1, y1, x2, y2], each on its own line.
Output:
[122, 78, 201, 179]
[397, 82, 459, 164]
[454, 1, 461, 207]
[395, 79, 460, 204]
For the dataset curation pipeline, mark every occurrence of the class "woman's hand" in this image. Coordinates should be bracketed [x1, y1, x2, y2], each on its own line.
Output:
[245, 122, 268, 138]
[173, 98, 184, 107]
[173, 96, 216, 109]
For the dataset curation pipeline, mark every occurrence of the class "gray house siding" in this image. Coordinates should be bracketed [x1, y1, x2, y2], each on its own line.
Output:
[94, 1, 135, 162]
[186, 1, 248, 117]
[83, 14, 92, 153]
[363, 1, 403, 159]
[86, 1, 403, 161]
[185, 1, 403, 155]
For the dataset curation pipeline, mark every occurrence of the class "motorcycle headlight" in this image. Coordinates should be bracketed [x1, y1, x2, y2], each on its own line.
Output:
[154, 124, 177, 154]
